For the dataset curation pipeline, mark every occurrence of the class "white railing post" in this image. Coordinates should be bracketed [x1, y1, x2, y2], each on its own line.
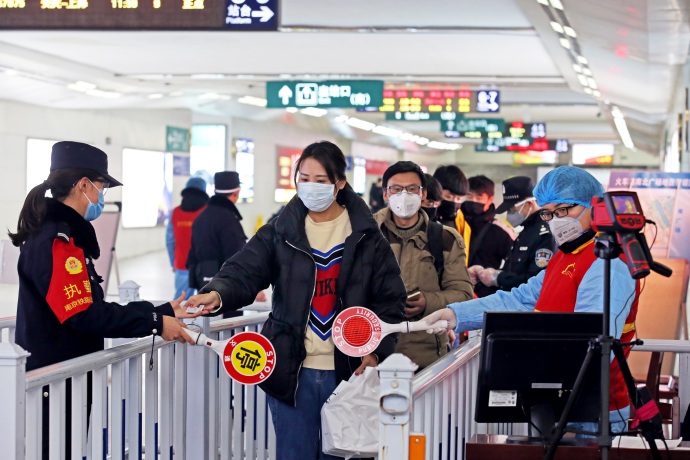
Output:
[185, 317, 211, 459]
[0, 342, 30, 460]
[378, 353, 418, 460]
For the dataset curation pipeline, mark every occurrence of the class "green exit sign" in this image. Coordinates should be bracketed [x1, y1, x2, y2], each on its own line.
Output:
[266, 80, 384, 108]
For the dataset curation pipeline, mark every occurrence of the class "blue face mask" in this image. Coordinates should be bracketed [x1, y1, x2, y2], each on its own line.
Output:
[83, 180, 105, 221]
[297, 181, 339, 212]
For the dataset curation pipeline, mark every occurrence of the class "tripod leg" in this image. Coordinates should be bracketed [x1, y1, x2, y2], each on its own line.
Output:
[544, 343, 596, 460]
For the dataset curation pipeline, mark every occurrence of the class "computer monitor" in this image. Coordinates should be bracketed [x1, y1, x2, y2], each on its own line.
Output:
[475, 312, 603, 443]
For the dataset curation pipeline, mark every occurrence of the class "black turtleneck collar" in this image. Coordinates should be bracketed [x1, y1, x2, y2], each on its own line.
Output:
[208, 195, 242, 220]
[559, 229, 596, 254]
[44, 198, 100, 259]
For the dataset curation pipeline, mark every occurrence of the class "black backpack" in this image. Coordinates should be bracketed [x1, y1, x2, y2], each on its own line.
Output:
[426, 220, 445, 285]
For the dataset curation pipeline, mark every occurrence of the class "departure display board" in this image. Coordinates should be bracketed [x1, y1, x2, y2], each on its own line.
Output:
[385, 112, 464, 122]
[0, 0, 278, 30]
[442, 118, 505, 139]
[379, 89, 500, 113]
[476, 138, 569, 153]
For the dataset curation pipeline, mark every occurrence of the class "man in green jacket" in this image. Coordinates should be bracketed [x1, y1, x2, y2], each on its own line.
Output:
[375, 161, 474, 369]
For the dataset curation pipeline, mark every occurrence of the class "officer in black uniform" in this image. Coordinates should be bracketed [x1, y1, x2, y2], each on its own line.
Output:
[475, 176, 557, 290]
[10, 141, 199, 458]
[187, 171, 247, 291]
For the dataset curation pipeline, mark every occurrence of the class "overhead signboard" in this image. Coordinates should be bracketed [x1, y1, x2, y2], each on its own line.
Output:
[0, 0, 278, 29]
[476, 138, 569, 152]
[166, 126, 190, 153]
[266, 80, 384, 109]
[505, 122, 546, 139]
[385, 112, 464, 121]
[442, 118, 505, 139]
[378, 89, 500, 113]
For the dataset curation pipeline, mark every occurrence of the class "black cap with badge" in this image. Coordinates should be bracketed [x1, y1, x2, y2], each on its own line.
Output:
[51, 141, 123, 187]
[214, 171, 241, 193]
[495, 176, 535, 214]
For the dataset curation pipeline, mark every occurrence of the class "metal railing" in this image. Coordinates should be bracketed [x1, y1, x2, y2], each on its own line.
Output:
[0, 315, 16, 343]
[0, 312, 275, 460]
[378, 336, 528, 459]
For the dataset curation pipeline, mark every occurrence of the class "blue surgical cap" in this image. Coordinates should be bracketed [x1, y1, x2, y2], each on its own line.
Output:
[185, 177, 207, 193]
[533, 166, 605, 209]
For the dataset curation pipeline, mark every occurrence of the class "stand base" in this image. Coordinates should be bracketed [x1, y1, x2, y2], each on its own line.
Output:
[506, 435, 577, 446]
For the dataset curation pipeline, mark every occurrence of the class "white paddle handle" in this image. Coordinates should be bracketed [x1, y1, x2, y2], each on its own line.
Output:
[406, 319, 449, 333]
[182, 328, 212, 347]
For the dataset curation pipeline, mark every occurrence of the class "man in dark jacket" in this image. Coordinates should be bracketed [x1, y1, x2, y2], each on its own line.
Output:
[369, 177, 385, 213]
[462, 175, 515, 297]
[476, 176, 557, 291]
[166, 177, 208, 299]
[187, 171, 246, 291]
[185, 187, 406, 406]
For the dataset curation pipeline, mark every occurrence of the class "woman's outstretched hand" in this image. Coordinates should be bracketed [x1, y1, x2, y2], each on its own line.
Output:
[184, 292, 221, 316]
[171, 292, 203, 319]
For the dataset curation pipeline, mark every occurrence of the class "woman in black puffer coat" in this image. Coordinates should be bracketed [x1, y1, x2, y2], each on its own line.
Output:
[186, 141, 406, 460]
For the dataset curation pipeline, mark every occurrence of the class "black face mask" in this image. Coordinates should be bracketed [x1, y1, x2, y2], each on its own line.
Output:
[461, 201, 485, 218]
[438, 200, 459, 221]
[422, 207, 438, 221]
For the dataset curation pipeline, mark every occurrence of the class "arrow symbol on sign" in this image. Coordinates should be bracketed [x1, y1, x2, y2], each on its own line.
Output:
[278, 85, 293, 105]
[251, 5, 274, 22]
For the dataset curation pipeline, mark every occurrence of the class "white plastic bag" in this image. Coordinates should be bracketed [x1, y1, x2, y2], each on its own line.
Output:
[321, 366, 379, 459]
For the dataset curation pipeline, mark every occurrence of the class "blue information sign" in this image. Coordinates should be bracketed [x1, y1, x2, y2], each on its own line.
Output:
[225, 0, 278, 31]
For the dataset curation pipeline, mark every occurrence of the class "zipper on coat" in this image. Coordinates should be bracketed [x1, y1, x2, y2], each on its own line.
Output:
[285, 239, 318, 406]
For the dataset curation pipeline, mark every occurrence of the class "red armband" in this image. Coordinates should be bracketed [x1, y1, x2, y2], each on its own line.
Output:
[46, 239, 94, 323]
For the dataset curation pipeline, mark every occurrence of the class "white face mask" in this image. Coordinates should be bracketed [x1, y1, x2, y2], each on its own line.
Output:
[298, 181, 338, 212]
[389, 191, 422, 219]
[506, 200, 531, 228]
[549, 207, 586, 246]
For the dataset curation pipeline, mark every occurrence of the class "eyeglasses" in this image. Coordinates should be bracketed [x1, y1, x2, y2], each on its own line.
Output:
[387, 185, 423, 195]
[539, 204, 578, 222]
[94, 180, 110, 196]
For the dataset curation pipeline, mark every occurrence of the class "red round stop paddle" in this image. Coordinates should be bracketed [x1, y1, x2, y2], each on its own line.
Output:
[332, 307, 449, 357]
[183, 329, 276, 385]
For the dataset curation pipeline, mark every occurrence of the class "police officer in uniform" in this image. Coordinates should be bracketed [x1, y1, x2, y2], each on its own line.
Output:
[9, 141, 198, 458]
[475, 176, 557, 290]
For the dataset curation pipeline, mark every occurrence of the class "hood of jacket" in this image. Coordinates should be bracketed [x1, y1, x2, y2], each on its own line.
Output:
[44, 198, 100, 259]
[180, 187, 209, 212]
[208, 194, 242, 221]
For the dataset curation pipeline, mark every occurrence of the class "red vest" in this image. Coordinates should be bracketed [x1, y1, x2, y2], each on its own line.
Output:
[534, 239, 639, 411]
[172, 206, 205, 270]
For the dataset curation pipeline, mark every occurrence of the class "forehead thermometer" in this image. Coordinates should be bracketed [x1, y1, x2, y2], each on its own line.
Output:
[332, 307, 449, 357]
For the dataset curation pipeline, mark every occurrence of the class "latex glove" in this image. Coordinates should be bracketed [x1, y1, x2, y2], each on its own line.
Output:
[423, 308, 458, 335]
[255, 291, 267, 303]
[467, 265, 483, 285]
[478, 268, 500, 287]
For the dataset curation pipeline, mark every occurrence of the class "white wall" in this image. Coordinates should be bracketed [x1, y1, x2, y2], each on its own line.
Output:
[0, 99, 192, 260]
[224, 117, 343, 236]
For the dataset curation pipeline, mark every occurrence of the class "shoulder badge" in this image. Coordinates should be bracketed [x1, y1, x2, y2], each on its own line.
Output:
[56, 222, 71, 243]
[535, 248, 553, 268]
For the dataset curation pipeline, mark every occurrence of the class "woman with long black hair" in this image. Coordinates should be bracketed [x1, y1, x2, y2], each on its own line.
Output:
[186, 141, 406, 460]
[10, 141, 198, 457]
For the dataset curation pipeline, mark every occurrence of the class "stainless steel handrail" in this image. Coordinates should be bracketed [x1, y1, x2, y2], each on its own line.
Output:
[411, 336, 481, 398]
[0, 316, 16, 328]
[25, 312, 268, 389]
[210, 312, 270, 332]
[632, 339, 690, 353]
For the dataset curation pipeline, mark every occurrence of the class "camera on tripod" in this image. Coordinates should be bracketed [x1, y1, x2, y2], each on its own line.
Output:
[590, 191, 672, 279]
